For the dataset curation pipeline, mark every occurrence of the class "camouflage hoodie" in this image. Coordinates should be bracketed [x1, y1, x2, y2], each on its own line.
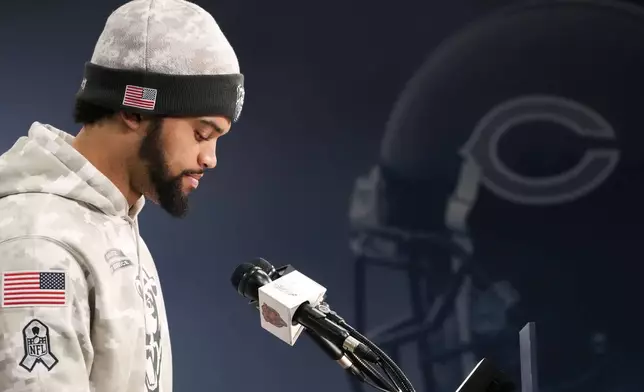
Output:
[0, 122, 172, 392]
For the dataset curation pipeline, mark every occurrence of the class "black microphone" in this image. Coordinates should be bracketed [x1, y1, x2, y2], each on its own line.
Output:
[250, 258, 367, 379]
[253, 257, 279, 278]
[230, 261, 379, 363]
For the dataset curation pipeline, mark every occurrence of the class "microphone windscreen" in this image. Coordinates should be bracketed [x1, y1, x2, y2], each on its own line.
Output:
[230, 262, 256, 289]
[251, 258, 276, 275]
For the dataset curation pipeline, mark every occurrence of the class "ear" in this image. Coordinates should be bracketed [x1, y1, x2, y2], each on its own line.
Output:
[118, 112, 143, 132]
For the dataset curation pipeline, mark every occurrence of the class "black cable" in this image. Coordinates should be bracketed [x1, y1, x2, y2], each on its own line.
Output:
[319, 306, 415, 392]
[347, 350, 399, 392]
[306, 327, 400, 392]
[304, 329, 370, 383]
[379, 359, 405, 392]
[346, 323, 413, 392]
[361, 377, 396, 392]
[304, 328, 401, 392]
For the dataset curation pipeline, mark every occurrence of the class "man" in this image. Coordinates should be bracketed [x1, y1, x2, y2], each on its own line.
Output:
[0, 0, 244, 391]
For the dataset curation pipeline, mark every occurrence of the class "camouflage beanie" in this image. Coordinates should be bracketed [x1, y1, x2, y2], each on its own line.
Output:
[75, 0, 245, 122]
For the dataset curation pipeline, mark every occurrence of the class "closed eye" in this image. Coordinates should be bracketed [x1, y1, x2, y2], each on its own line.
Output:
[194, 130, 209, 142]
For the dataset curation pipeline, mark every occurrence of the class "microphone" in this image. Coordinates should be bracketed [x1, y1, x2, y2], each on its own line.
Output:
[233, 262, 326, 345]
[250, 258, 368, 380]
[231, 262, 379, 363]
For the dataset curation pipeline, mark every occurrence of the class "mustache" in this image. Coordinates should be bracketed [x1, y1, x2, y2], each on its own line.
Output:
[179, 169, 204, 177]
[167, 169, 205, 183]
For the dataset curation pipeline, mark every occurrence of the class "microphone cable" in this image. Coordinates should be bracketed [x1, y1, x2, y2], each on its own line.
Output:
[317, 302, 415, 392]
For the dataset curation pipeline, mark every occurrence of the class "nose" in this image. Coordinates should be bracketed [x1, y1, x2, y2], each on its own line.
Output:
[198, 142, 218, 169]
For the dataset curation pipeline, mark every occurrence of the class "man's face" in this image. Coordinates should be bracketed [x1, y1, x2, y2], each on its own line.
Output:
[137, 115, 231, 218]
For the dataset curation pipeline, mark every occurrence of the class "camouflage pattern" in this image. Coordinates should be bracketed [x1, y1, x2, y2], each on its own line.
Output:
[0, 122, 172, 392]
[91, 0, 240, 76]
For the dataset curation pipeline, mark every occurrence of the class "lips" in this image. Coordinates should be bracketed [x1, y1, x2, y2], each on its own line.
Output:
[185, 174, 202, 188]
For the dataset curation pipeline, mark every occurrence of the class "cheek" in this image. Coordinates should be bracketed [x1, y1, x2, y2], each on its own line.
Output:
[157, 122, 202, 171]
[162, 142, 200, 174]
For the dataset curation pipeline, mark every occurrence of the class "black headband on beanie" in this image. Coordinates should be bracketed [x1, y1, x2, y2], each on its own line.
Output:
[76, 62, 245, 122]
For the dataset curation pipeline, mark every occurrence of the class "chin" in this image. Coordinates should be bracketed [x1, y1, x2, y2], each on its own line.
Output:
[163, 204, 190, 219]
[160, 193, 190, 218]
[148, 177, 190, 218]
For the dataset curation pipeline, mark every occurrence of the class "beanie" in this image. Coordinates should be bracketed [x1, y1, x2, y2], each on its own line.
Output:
[75, 0, 245, 122]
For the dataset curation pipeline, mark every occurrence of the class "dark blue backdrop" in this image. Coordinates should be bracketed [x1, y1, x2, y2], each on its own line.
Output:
[2, 1, 643, 392]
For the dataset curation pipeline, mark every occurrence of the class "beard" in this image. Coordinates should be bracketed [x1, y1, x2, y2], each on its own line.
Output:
[138, 118, 191, 218]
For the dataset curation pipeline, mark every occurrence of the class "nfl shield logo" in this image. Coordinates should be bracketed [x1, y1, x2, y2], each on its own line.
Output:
[27, 335, 49, 358]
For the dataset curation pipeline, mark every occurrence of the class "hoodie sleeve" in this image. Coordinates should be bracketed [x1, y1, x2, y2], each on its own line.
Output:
[0, 236, 93, 392]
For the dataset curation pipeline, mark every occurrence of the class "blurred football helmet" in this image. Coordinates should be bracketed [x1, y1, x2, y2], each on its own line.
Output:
[349, 1, 644, 391]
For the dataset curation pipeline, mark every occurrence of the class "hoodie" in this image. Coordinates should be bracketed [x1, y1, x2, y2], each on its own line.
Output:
[0, 122, 172, 392]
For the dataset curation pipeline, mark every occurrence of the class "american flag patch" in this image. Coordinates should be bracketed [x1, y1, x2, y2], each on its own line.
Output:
[2, 271, 67, 308]
[123, 85, 157, 110]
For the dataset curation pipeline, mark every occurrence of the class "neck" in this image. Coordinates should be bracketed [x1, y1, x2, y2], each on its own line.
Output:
[72, 126, 142, 207]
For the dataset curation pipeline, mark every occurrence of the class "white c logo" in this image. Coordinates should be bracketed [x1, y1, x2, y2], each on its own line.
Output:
[460, 95, 620, 205]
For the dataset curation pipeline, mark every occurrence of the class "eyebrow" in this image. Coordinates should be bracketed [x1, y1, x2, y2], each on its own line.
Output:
[199, 119, 228, 135]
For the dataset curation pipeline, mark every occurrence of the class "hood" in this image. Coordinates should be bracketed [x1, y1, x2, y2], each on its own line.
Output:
[0, 122, 145, 219]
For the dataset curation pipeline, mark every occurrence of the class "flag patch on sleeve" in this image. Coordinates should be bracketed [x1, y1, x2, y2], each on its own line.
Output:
[2, 271, 67, 308]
